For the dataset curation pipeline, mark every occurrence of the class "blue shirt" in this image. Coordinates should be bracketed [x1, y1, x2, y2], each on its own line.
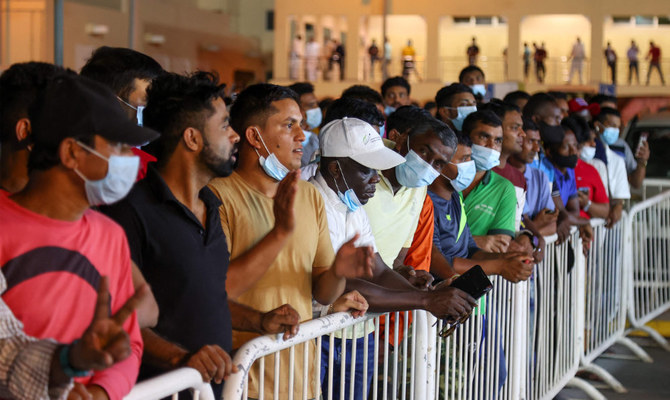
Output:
[428, 190, 480, 265]
[523, 166, 555, 218]
[551, 165, 578, 206]
[530, 150, 555, 183]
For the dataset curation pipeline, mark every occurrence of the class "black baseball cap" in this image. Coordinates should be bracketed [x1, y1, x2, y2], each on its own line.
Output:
[31, 73, 159, 147]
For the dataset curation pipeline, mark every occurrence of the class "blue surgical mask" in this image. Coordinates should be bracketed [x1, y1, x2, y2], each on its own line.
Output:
[302, 129, 313, 146]
[305, 107, 322, 130]
[74, 141, 140, 206]
[580, 146, 596, 162]
[117, 96, 144, 126]
[471, 144, 500, 171]
[470, 84, 486, 97]
[384, 105, 396, 116]
[253, 128, 290, 181]
[602, 127, 619, 145]
[450, 105, 477, 131]
[332, 161, 362, 212]
[379, 124, 385, 137]
[445, 160, 476, 192]
[395, 137, 440, 188]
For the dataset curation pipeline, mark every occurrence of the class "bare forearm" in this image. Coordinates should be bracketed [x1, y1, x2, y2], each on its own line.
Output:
[453, 257, 500, 275]
[227, 229, 289, 299]
[313, 268, 346, 305]
[587, 202, 610, 219]
[140, 328, 189, 371]
[344, 279, 425, 313]
[629, 166, 645, 189]
[228, 301, 263, 333]
[131, 262, 159, 328]
[429, 245, 457, 281]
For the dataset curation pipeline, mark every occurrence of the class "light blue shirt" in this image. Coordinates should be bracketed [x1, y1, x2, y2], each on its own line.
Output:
[523, 166, 555, 218]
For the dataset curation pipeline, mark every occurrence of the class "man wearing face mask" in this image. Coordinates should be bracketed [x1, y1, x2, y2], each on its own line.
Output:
[458, 66, 487, 104]
[0, 74, 157, 400]
[288, 82, 322, 167]
[208, 83, 375, 399]
[460, 111, 519, 254]
[80, 46, 165, 181]
[429, 133, 533, 282]
[101, 73, 302, 398]
[381, 76, 412, 117]
[434, 83, 477, 132]
[311, 118, 476, 400]
[591, 108, 631, 227]
[524, 93, 564, 183]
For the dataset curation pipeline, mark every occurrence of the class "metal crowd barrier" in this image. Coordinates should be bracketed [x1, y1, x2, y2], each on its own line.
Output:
[123, 367, 215, 400]
[626, 190, 670, 352]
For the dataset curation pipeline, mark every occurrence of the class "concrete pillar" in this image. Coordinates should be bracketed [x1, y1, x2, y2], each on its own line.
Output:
[424, 14, 440, 82]
[589, 14, 604, 84]
[345, 14, 360, 81]
[273, 9, 290, 80]
[507, 14, 522, 82]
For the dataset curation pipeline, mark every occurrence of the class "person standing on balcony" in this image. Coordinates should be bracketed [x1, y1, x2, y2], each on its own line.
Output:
[401, 39, 416, 81]
[569, 37, 586, 85]
[304, 36, 321, 82]
[523, 42, 531, 80]
[605, 42, 618, 85]
[467, 37, 480, 66]
[368, 39, 380, 80]
[208, 83, 375, 400]
[627, 40, 640, 85]
[646, 41, 665, 85]
[535, 42, 547, 83]
[290, 34, 303, 80]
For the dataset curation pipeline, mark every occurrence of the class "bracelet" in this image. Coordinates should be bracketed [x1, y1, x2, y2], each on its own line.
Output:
[583, 200, 592, 212]
[59, 341, 92, 378]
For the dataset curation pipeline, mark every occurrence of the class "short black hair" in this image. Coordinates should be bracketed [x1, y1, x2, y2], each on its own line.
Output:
[462, 110, 502, 137]
[522, 92, 557, 119]
[322, 97, 384, 128]
[594, 107, 621, 124]
[522, 117, 538, 132]
[341, 85, 383, 105]
[589, 94, 617, 106]
[456, 132, 473, 147]
[142, 71, 226, 168]
[503, 90, 530, 106]
[561, 114, 590, 143]
[435, 83, 473, 108]
[80, 46, 164, 100]
[480, 98, 520, 120]
[424, 101, 437, 111]
[458, 65, 485, 83]
[0, 62, 65, 145]
[287, 82, 314, 97]
[381, 76, 410, 97]
[387, 105, 456, 149]
[547, 91, 568, 100]
[229, 83, 299, 140]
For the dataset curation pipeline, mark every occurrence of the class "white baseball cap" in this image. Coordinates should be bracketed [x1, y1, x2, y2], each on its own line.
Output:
[319, 117, 406, 170]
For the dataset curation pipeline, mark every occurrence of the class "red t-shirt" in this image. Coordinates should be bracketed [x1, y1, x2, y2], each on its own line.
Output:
[650, 47, 661, 63]
[131, 147, 157, 181]
[493, 163, 527, 191]
[574, 159, 609, 219]
[0, 193, 142, 400]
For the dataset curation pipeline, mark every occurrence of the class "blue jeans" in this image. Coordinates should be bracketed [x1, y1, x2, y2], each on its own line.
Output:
[320, 333, 375, 400]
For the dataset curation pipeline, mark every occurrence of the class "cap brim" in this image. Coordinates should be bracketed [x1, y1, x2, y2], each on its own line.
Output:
[349, 147, 406, 171]
[99, 119, 160, 147]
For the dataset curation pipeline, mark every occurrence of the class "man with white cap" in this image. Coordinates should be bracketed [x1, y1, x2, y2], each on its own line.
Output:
[310, 117, 477, 400]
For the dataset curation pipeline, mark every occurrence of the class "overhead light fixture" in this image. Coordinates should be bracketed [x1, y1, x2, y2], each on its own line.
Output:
[85, 23, 109, 37]
[144, 33, 166, 46]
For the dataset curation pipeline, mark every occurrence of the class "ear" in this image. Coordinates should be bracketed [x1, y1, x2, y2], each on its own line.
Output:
[182, 127, 201, 152]
[326, 159, 340, 177]
[59, 138, 81, 170]
[15, 118, 31, 143]
[437, 107, 450, 122]
[387, 129, 406, 151]
[245, 126, 263, 150]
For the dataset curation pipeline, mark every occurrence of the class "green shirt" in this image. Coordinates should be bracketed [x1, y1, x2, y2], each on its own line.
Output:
[464, 170, 517, 238]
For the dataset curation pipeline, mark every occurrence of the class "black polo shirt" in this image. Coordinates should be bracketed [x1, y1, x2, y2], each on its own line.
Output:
[101, 166, 232, 394]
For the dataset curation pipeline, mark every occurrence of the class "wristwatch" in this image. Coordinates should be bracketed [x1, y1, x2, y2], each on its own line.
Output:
[583, 200, 592, 212]
[59, 340, 93, 378]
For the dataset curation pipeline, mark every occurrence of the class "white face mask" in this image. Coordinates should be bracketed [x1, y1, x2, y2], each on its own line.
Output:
[580, 145, 596, 162]
[74, 141, 140, 206]
[117, 96, 145, 126]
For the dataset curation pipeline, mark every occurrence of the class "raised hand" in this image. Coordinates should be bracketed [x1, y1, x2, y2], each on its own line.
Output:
[273, 170, 299, 236]
[69, 277, 148, 372]
[333, 234, 375, 280]
[261, 304, 301, 340]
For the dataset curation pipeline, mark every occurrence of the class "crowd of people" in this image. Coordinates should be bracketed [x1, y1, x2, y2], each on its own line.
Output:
[0, 45, 651, 400]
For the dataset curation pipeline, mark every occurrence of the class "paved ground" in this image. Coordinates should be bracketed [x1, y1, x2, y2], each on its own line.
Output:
[556, 312, 670, 400]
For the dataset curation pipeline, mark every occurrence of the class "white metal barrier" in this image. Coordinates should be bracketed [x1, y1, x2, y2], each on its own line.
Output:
[123, 367, 215, 400]
[626, 190, 670, 352]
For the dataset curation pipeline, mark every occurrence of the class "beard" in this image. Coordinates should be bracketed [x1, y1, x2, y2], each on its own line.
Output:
[200, 140, 235, 177]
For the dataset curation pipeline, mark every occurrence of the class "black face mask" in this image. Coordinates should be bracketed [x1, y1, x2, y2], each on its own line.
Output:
[554, 154, 578, 169]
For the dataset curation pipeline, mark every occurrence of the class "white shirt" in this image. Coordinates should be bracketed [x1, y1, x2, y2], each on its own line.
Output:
[309, 172, 378, 252]
[587, 145, 630, 200]
[572, 42, 586, 60]
[305, 41, 321, 59]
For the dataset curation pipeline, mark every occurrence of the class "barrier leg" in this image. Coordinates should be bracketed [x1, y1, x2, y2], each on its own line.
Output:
[578, 362, 626, 393]
[565, 377, 607, 400]
[615, 336, 654, 363]
[626, 325, 670, 352]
